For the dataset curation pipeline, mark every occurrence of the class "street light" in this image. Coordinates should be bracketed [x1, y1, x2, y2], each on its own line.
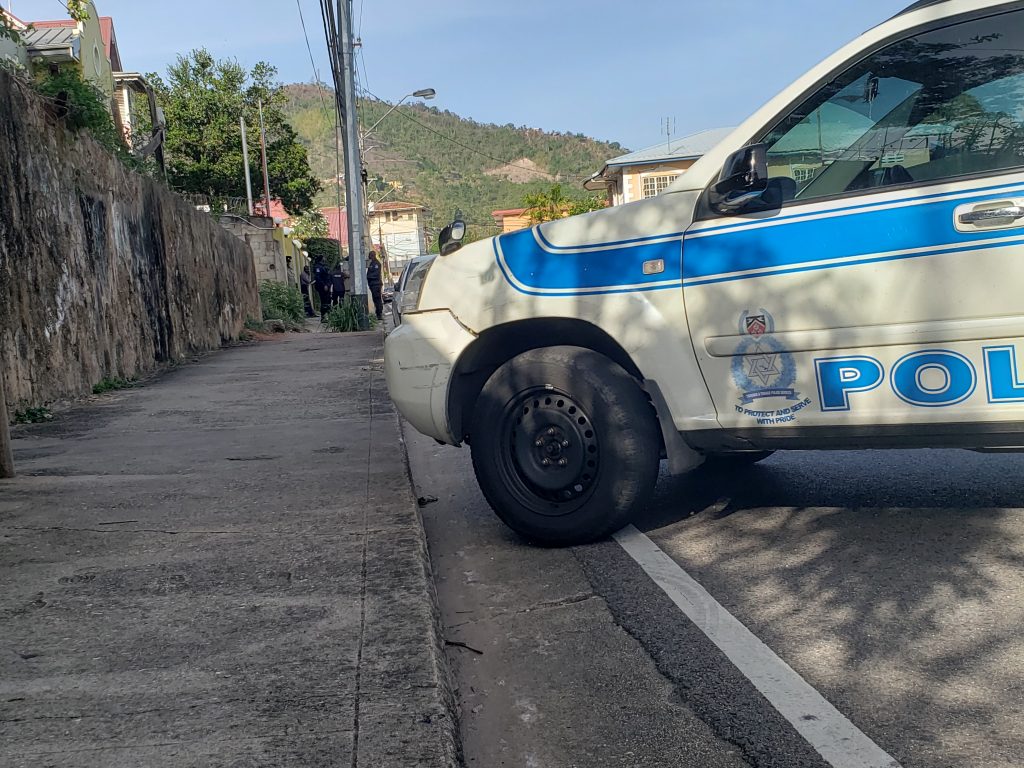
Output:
[360, 88, 436, 143]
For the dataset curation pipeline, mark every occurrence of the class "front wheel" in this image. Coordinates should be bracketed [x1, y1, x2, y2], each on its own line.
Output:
[470, 346, 661, 546]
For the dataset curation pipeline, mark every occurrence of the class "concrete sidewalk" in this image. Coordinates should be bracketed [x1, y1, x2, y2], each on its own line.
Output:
[0, 332, 459, 767]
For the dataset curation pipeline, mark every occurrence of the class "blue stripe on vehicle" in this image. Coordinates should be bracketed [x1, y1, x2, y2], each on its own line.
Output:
[683, 235, 1024, 286]
[532, 178, 1024, 250]
[688, 178, 1024, 237]
[535, 223, 688, 251]
[496, 228, 683, 294]
[494, 182, 1024, 295]
[682, 191, 1024, 281]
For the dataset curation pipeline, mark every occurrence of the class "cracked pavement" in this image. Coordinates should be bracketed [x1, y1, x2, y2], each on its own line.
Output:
[0, 333, 458, 768]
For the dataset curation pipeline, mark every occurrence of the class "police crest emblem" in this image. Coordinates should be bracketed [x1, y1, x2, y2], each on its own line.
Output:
[744, 314, 768, 337]
[731, 309, 801, 407]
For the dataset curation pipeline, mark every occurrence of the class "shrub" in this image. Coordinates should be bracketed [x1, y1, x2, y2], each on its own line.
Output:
[14, 407, 53, 424]
[307, 238, 342, 268]
[34, 69, 130, 161]
[324, 297, 376, 332]
[92, 377, 137, 394]
[259, 281, 305, 324]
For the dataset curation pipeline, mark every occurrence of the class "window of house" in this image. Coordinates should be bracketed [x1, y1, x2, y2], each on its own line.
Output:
[759, 7, 1024, 203]
[793, 167, 817, 183]
[641, 174, 679, 199]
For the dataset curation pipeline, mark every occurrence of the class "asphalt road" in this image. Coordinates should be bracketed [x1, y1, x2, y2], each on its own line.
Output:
[405, 431, 1024, 768]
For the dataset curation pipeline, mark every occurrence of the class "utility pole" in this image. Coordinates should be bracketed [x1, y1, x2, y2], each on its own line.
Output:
[258, 100, 272, 219]
[336, 0, 370, 327]
[240, 115, 254, 216]
[0, 371, 14, 479]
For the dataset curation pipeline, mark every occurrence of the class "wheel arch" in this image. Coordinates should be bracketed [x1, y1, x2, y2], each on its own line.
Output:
[447, 318, 644, 444]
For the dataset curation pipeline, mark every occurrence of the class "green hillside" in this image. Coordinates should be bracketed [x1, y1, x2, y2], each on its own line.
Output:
[281, 84, 625, 244]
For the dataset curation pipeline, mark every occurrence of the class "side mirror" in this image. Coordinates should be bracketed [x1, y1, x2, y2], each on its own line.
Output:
[438, 217, 467, 256]
[709, 143, 770, 214]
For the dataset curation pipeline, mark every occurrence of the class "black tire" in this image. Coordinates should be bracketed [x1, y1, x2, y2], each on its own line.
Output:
[704, 451, 775, 467]
[470, 346, 661, 546]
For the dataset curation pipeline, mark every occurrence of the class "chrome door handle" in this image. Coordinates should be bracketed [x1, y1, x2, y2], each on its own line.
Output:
[958, 205, 1024, 224]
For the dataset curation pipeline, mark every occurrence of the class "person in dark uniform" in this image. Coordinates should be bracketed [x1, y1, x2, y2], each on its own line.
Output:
[366, 251, 384, 320]
[330, 263, 347, 308]
[313, 258, 332, 320]
[300, 266, 315, 317]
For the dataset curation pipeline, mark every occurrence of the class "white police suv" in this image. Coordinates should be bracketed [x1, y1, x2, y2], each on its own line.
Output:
[386, 0, 1024, 544]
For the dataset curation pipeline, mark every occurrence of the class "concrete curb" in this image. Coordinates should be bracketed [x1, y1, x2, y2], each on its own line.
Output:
[395, 412, 464, 766]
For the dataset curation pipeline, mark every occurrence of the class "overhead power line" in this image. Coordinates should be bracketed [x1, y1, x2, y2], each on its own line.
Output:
[319, 0, 344, 123]
[317, 0, 347, 221]
[295, 0, 331, 119]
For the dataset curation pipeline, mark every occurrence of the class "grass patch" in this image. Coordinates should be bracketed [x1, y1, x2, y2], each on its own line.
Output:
[92, 377, 137, 395]
[259, 282, 306, 325]
[14, 407, 53, 424]
[324, 297, 376, 332]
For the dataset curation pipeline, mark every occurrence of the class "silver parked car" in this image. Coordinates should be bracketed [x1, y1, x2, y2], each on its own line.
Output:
[392, 254, 434, 325]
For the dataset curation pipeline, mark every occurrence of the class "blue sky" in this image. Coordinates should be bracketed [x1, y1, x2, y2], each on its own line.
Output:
[12, 0, 910, 150]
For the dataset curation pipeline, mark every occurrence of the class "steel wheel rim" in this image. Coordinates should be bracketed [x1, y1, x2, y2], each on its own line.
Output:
[497, 388, 600, 517]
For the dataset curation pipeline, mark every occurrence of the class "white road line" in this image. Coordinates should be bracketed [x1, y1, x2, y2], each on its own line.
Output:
[613, 525, 902, 768]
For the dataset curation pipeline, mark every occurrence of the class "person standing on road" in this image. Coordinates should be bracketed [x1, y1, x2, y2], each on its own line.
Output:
[367, 251, 384, 321]
[300, 266, 315, 317]
[331, 263, 347, 309]
[313, 258, 333, 320]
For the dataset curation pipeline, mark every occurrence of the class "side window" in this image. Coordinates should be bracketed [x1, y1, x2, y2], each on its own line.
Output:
[642, 174, 679, 199]
[761, 8, 1024, 204]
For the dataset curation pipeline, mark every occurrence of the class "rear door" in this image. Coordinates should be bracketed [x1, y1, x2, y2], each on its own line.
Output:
[683, 4, 1024, 437]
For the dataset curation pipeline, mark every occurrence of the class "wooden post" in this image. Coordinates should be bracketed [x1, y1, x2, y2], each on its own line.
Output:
[0, 370, 13, 479]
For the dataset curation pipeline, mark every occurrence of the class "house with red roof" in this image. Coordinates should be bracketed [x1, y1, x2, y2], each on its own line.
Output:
[22, 3, 120, 95]
[253, 199, 291, 224]
[321, 206, 350, 249]
[320, 205, 386, 260]
[19, 2, 165, 168]
[491, 207, 531, 233]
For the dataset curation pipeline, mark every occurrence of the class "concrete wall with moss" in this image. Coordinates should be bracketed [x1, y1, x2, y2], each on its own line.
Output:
[0, 69, 260, 411]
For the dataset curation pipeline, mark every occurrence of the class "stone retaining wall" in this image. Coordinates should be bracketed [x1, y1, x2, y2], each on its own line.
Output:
[0, 69, 260, 410]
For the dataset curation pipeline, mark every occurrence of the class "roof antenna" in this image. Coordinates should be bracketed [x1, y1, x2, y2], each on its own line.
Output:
[663, 116, 676, 151]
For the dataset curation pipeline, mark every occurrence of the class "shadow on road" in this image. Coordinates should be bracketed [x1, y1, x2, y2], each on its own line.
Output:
[632, 448, 1024, 767]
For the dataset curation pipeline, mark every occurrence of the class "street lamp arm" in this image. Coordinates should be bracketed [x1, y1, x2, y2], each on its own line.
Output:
[359, 88, 435, 144]
[360, 95, 411, 143]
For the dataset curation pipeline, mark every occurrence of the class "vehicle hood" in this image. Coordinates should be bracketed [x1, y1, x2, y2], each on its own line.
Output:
[418, 189, 701, 317]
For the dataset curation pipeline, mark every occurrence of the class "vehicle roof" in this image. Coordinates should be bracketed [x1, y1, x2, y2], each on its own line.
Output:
[891, 0, 1011, 18]
[894, 0, 951, 16]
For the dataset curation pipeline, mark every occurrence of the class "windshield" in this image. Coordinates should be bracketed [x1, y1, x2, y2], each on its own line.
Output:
[759, 12, 1024, 202]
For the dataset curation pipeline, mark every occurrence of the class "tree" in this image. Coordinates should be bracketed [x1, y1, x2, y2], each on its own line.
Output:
[150, 50, 320, 212]
[568, 196, 608, 217]
[292, 210, 329, 240]
[524, 184, 570, 224]
[307, 238, 342, 268]
[524, 184, 606, 223]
